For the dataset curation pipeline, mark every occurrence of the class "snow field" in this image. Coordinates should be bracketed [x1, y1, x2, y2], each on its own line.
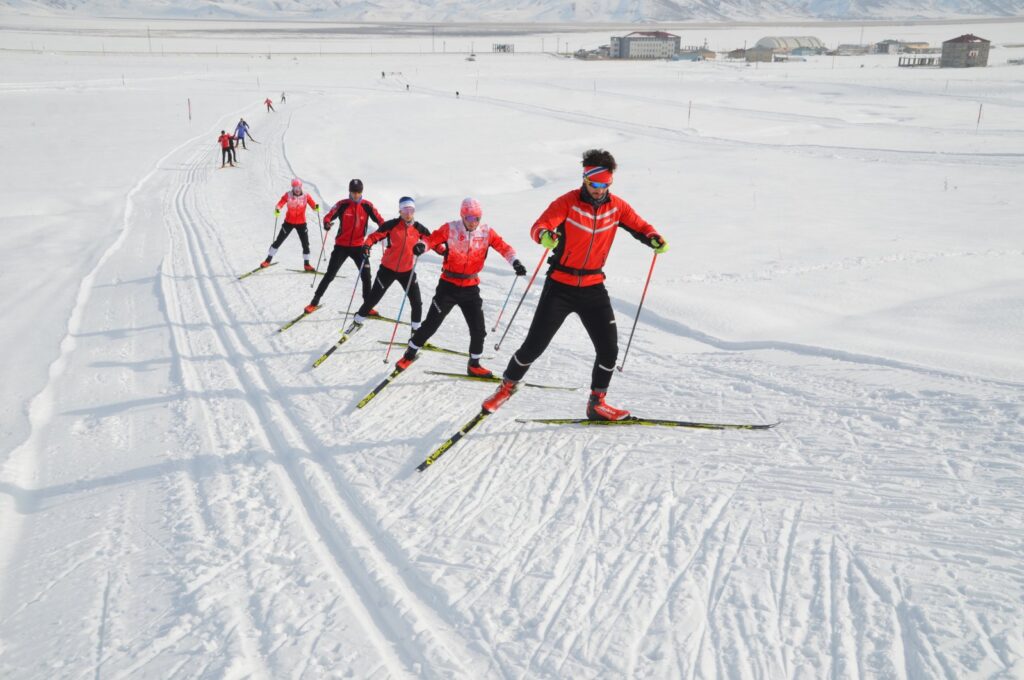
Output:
[1, 18, 1022, 679]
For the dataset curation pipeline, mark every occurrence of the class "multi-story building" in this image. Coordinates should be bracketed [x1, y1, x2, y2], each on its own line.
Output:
[610, 31, 681, 59]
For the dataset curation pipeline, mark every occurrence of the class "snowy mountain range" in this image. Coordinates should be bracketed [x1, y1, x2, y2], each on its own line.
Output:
[4, 0, 1024, 22]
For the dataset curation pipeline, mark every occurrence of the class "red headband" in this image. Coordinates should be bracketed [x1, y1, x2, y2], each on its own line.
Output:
[583, 166, 613, 184]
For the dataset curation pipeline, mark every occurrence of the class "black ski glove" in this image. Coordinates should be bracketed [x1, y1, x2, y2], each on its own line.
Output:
[512, 259, 527, 276]
[362, 244, 371, 259]
[412, 242, 427, 256]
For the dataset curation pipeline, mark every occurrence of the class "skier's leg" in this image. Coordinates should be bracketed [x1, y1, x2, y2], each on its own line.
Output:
[576, 285, 619, 391]
[501, 279, 574, 382]
[456, 286, 488, 358]
[310, 246, 349, 305]
[355, 267, 394, 318]
[297, 226, 311, 263]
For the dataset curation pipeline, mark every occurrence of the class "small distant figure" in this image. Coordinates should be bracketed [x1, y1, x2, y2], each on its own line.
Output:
[381, 71, 386, 79]
[265, 97, 275, 112]
[280, 91, 286, 103]
[406, 84, 409, 91]
[228, 134, 238, 165]
[217, 130, 234, 167]
[455, 90, 460, 98]
[234, 118, 250, 150]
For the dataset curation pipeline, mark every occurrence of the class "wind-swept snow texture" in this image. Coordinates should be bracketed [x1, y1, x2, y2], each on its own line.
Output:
[0, 17, 1022, 680]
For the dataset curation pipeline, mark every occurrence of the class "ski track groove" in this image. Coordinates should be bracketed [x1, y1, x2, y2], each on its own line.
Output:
[169, 116, 499, 677]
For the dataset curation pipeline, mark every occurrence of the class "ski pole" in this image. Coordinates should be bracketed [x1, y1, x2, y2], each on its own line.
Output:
[341, 252, 369, 330]
[617, 252, 658, 373]
[490, 275, 518, 332]
[383, 257, 420, 363]
[494, 250, 547, 351]
[271, 214, 279, 243]
[311, 210, 328, 289]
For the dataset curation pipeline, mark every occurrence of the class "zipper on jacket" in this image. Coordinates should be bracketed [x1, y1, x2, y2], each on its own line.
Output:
[578, 207, 598, 288]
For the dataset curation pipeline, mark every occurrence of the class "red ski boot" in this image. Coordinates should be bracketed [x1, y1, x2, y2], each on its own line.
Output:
[467, 359, 493, 378]
[482, 379, 518, 413]
[303, 262, 315, 272]
[260, 258, 273, 268]
[303, 304, 319, 315]
[396, 348, 418, 371]
[586, 390, 631, 421]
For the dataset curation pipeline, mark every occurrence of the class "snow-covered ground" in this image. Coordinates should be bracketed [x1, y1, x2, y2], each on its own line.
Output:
[1, 16, 1022, 679]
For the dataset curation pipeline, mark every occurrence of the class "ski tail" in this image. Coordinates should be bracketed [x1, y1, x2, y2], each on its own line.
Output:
[417, 410, 490, 471]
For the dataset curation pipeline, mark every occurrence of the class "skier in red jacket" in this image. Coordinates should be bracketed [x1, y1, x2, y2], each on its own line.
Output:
[261, 178, 319, 270]
[482, 149, 668, 420]
[264, 97, 275, 112]
[217, 130, 234, 167]
[304, 179, 385, 314]
[349, 197, 431, 329]
[395, 198, 526, 377]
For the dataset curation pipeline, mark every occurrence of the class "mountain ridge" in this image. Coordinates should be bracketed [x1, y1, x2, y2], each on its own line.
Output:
[4, 0, 1024, 22]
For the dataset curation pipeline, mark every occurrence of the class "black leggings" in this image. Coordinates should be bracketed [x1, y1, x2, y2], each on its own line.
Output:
[502, 278, 618, 390]
[312, 245, 372, 305]
[409, 280, 486, 357]
[221, 148, 232, 165]
[271, 223, 310, 253]
[357, 266, 422, 322]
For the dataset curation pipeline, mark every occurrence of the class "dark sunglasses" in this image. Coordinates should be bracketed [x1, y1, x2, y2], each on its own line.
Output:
[463, 215, 481, 222]
[585, 179, 611, 189]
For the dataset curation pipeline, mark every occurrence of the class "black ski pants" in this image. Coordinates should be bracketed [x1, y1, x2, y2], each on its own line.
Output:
[357, 266, 422, 323]
[313, 245, 371, 305]
[221, 148, 233, 165]
[502, 278, 618, 390]
[271, 222, 310, 254]
[409, 279, 486, 357]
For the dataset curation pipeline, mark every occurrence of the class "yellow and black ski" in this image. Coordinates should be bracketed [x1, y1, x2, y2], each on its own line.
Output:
[417, 410, 491, 472]
[312, 321, 363, 368]
[237, 262, 277, 279]
[515, 417, 780, 430]
[424, 371, 576, 391]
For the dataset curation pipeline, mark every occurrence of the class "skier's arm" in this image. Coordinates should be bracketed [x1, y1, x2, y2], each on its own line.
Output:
[530, 193, 572, 244]
[616, 199, 664, 250]
[488, 228, 519, 266]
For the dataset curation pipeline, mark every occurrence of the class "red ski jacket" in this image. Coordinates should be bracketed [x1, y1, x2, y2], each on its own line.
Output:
[275, 191, 317, 225]
[365, 218, 431, 273]
[531, 188, 658, 287]
[421, 219, 516, 288]
[218, 133, 232, 149]
[324, 198, 385, 247]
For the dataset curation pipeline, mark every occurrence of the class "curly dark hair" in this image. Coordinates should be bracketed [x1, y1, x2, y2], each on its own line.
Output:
[582, 149, 617, 172]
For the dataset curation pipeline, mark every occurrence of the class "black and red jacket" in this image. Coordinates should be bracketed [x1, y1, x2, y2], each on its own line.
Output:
[531, 187, 657, 287]
[365, 218, 431, 273]
[324, 198, 385, 247]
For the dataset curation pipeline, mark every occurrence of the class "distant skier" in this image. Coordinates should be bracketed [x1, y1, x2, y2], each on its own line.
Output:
[348, 197, 432, 330]
[482, 148, 667, 420]
[228, 134, 238, 164]
[304, 179, 385, 314]
[264, 97, 275, 112]
[234, 118, 250, 150]
[280, 91, 286, 103]
[261, 178, 319, 270]
[394, 198, 526, 377]
[217, 130, 234, 167]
